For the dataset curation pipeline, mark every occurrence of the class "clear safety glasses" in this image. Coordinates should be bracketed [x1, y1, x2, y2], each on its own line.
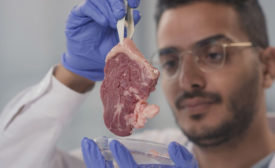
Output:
[151, 40, 253, 78]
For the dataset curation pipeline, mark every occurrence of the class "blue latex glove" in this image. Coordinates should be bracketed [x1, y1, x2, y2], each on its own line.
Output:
[62, 0, 141, 81]
[168, 142, 199, 168]
[81, 137, 199, 168]
[81, 137, 114, 168]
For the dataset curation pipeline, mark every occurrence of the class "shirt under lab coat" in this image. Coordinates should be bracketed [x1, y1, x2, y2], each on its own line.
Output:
[0, 67, 274, 168]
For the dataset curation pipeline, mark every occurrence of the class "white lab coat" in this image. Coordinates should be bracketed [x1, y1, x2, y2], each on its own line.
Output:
[0, 67, 274, 168]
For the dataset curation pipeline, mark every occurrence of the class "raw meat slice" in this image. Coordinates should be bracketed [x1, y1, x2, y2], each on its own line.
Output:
[100, 38, 160, 136]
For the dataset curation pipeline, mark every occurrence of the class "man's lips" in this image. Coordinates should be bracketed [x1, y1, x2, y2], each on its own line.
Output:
[178, 98, 215, 114]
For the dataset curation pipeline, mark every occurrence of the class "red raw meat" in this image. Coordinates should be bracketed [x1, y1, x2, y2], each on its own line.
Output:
[100, 38, 160, 136]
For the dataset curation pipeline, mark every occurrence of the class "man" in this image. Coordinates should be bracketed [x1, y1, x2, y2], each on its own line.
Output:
[0, 0, 275, 167]
[154, 0, 275, 167]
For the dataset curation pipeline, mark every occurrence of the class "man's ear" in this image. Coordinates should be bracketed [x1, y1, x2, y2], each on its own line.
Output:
[261, 47, 275, 88]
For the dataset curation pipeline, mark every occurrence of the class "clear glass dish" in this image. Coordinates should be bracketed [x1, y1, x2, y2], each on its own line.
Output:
[94, 136, 174, 167]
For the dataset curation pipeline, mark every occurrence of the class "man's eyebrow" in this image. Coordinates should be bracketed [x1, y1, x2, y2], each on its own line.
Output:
[157, 34, 231, 57]
[196, 34, 231, 46]
[158, 47, 179, 56]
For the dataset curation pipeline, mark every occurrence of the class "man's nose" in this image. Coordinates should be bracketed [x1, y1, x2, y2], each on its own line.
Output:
[178, 55, 206, 91]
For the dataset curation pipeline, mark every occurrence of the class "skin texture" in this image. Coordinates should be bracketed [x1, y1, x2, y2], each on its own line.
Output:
[54, 64, 95, 93]
[157, 2, 275, 168]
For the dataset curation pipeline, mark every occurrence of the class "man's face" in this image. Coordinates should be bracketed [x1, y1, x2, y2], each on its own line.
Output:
[157, 2, 263, 147]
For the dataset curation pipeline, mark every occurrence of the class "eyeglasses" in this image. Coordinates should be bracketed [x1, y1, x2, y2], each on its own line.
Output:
[151, 41, 253, 78]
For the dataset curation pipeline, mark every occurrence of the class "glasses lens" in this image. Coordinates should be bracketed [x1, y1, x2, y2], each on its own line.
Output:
[195, 43, 225, 71]
[157, 49, 180, 76]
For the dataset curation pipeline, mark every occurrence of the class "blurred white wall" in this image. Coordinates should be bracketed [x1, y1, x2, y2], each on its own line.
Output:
[0, 0, 275, 151]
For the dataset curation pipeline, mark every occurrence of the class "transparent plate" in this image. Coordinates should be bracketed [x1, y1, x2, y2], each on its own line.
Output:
[94, 136, 174, 167]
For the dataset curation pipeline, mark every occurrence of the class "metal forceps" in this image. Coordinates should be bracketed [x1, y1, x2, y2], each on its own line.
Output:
[116, 0, 135, 44]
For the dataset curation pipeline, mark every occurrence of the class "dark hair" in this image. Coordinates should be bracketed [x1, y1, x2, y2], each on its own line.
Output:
[155, 0, 269, 48]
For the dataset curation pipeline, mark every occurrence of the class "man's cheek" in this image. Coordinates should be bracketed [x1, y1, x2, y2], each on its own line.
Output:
[163, 89, 179, 116]
[162, 81, 175, 103]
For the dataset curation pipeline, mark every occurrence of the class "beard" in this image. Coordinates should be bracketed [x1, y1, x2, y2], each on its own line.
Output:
[174, 69, 260, 148]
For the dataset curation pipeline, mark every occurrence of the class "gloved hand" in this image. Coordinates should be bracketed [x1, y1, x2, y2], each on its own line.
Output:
[81, 137, 199, 168]
[168, 142, 199, 168]
[81, 137, 114, 168]
[62, 0, 141, 81]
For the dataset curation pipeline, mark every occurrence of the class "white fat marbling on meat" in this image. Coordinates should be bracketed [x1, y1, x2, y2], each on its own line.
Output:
[114, 103, 124, 114]
[129, 87, 138, 94]
[142, 82, 148, 86]
[123, 91, 130, 96]
[123, 87, 141, 99]
[124, 101, 159, 129]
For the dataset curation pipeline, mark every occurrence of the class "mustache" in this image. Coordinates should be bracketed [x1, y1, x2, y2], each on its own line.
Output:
[175, 90, 222, 109]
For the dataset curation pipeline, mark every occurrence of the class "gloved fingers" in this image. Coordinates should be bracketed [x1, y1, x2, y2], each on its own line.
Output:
[108, 0, 127, 20]
[108, 0, 141, 27]
[81, 137, 107, 168]
[139, 164, 174, 168]
[108, 0, 140, 14]
[128, 0, 140, 8]
[109, 140, 138, 168]
[81, 137, 94, 167]
[68, 0, 141, 29]
[168, 142, 198, 168]
[133, 9, 141, 25]
[72, 0, 119, 28]
[70, 1, 109, 27]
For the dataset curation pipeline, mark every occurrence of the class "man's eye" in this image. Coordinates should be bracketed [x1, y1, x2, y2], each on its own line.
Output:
[162, 60, 177, 69]
[159, 54, 179, 74]
[207, 52, 223, 61]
